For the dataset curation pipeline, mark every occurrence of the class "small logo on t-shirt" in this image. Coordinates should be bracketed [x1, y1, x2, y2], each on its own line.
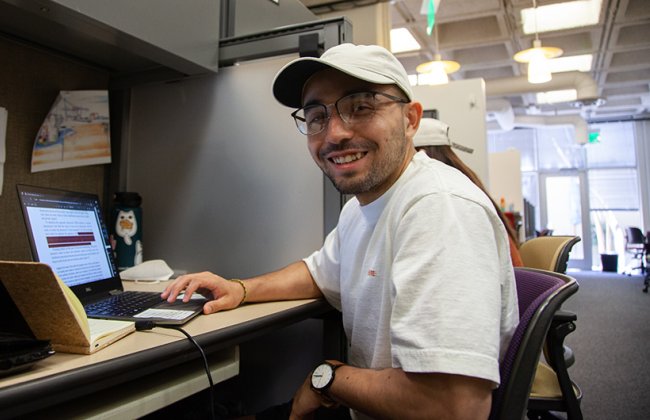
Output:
[367, 269, 377, 277]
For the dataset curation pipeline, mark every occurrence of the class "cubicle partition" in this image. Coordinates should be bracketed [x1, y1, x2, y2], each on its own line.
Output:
[120, 19, 351, 413]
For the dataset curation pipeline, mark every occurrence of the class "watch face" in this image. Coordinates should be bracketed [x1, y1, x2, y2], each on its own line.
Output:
[311, 363, 334, 389]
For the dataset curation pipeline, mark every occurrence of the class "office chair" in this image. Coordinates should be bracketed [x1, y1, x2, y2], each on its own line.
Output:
[489, 268, 579, 420]
[518, 236, 583, 419]
[623, 227, 646, 276]
[519, 236, 582, 274]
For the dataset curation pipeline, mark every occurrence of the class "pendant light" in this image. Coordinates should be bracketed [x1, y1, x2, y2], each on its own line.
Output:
[416, 14, 460, 85]
[513, 0, 563, 84]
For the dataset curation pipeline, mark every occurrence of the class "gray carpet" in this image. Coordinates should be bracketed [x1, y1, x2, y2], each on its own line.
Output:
[560, 270, 650, 420]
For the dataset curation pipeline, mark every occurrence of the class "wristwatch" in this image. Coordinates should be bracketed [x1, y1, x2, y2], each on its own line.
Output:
[311, 360, 344, 395]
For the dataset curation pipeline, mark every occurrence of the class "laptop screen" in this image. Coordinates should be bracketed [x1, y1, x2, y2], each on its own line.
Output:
[17, 185, 122, 298]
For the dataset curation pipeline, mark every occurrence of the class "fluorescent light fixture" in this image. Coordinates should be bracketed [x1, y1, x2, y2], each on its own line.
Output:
[522, 0, 603, 34]
[537, 89, 578, 104]
[390, 28, 421, 53]
[548, 54, 593, 73]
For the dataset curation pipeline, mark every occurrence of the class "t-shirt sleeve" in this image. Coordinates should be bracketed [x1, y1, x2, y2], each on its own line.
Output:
[303, 227, 343, 311]
[389, 192, 511, 385]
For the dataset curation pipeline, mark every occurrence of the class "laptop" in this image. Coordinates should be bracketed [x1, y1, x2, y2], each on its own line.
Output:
[16, 184, 206, 325]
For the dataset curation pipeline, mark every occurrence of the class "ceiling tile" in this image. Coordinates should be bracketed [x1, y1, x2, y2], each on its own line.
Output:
[610, 48, 650, 68]
[602, 84, 650, 97]
[536, 31, 596, 55]
[464, 65, 516, 80]
[453, 43, 512, 65]
[621, 0, 650, 20]
[438, 15, 503, 46]
[606, 68, 650, 84]
[616, 23, 650, 48]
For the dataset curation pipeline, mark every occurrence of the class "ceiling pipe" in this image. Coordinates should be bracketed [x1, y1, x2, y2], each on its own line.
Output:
[513, 114, 589, 145]
[485, 71, 600, 105]
[486, 99, 516, 131]
[486, 99, 589, 144]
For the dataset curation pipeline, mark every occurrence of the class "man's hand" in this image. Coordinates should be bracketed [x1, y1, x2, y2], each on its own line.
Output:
[289, 375, 323, 420]
[160, 272, 245, 314]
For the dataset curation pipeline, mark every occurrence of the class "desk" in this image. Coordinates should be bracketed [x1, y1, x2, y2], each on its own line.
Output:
[0, 281, 334, 419]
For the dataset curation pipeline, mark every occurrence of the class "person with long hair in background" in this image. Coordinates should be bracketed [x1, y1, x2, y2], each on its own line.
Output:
[414, 118, 523, 267]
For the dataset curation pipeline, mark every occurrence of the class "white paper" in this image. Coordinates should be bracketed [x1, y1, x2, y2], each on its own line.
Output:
[88, 318, 134, 341]
[0, 107, 7, 195]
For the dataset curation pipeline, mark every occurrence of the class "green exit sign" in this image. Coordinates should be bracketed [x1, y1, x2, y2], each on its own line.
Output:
[588, 132, 601, 143]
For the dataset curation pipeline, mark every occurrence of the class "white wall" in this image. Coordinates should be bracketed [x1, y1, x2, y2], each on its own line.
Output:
[412, 79, 489, 185]
[489, 149, 524, 241]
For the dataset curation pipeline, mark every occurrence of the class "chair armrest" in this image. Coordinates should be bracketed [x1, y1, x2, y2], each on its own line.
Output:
[549, 311, 577, 367]
[544, 313, 581, 409]
[552, 310, 577, 324]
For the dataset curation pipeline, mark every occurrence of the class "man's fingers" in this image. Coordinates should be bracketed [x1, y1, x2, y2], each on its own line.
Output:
[161, 275, 194, 302]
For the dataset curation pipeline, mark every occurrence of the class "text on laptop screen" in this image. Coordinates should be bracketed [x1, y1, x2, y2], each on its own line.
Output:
[18, 188, 118, 287]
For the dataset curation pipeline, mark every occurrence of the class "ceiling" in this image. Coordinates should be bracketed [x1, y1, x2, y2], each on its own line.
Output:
[300, 0, 650, 124]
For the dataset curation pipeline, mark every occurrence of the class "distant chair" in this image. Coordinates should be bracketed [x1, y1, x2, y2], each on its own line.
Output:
[489, 268, 579, 420]
[519, 236, 582, 274]
[623, 227, 646, 276]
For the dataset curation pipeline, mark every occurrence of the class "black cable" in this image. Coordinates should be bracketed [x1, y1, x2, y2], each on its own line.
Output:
[135, 321, 216, 420]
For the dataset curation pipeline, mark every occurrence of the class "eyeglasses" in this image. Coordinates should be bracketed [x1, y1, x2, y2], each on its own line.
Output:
[291, 91, 409, 136]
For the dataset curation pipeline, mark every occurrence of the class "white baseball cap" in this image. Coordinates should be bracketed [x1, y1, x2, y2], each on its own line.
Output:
[414, 118, 474, 153]
[272, 43, 414, 108]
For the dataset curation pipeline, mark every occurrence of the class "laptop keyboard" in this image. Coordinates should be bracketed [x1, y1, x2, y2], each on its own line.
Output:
[85, 291, 163, 316]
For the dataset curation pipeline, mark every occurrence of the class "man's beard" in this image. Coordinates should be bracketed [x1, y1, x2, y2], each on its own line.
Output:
[320, 127, 408, 196]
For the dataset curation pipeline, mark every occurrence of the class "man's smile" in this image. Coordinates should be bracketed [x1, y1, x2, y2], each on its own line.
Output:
[330, 152, 367, 165]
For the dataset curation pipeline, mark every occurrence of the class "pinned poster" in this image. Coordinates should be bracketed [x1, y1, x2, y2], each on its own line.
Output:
[31, 90, 111, 173]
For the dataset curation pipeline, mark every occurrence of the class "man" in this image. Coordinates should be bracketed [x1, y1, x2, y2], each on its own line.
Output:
[162, 43, 518, 420]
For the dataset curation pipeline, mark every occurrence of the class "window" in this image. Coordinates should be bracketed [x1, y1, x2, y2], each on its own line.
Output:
[586, 122, 636, 168]
[488, 120, 642, 270]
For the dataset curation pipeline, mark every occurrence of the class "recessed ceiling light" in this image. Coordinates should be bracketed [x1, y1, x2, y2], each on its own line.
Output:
[390, 28, 421, 53]
[537, 89, 578, 104]
[521, 0, 603, 34]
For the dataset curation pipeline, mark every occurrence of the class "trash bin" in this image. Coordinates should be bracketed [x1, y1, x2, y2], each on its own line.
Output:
[600, 254, 618, 272]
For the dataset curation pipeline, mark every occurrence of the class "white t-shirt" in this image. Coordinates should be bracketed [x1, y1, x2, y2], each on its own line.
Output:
[304, 152, 518, 386]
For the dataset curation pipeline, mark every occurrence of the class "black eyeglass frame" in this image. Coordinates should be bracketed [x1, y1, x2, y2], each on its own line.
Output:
[290, 91, 410, 136]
